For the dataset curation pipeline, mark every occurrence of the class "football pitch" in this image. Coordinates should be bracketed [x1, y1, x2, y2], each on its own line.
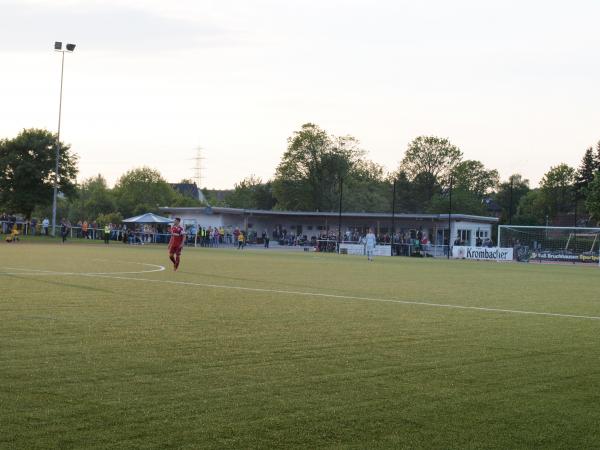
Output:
[2, 241, 600, 449]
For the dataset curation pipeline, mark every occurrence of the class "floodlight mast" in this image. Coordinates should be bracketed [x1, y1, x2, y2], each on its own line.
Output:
[51, 42, 75, 236]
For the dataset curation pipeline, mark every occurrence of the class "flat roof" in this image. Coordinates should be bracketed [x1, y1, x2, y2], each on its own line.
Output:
[159, 206, 499, 223]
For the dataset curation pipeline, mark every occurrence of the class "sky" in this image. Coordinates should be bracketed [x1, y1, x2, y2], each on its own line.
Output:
[1, 0, 599, 189]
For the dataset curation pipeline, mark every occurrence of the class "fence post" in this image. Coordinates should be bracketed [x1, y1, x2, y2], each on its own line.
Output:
[337, 177, 343, 254]
[497, 225, 502, 262]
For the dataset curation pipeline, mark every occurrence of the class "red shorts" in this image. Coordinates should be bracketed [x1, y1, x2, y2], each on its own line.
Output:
[168, 244, 183, 256]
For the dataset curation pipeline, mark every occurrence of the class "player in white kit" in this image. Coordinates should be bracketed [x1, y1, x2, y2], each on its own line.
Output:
[364, 228, 377, 261]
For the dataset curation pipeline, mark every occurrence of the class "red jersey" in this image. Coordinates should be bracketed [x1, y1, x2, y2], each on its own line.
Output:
[169, 225, 185, 248]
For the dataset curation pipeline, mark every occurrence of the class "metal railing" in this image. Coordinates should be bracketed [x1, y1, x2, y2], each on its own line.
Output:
[1, 221, 452, 257]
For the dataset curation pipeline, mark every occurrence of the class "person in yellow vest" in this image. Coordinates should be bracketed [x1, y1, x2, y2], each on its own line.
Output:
[104, 224, 111, 244]
[5, 224, 20, 243]
[202, 227, 209, 247]
[199, 227, 206, 247]
[237, 231, 245, 249]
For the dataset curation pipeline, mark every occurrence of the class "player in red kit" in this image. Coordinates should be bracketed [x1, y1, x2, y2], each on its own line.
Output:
[168, 217, 185, 271]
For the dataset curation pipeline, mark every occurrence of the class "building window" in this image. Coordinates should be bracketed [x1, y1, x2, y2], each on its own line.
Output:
[456, 229, 471, 245]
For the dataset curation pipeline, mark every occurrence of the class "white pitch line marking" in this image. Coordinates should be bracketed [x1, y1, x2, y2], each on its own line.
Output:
[1, 262, 165, 276]
[9, 269, 596, 322]
[3, 266, 600, 321]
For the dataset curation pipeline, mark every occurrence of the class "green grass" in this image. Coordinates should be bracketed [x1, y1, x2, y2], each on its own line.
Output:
[2, 240, 600, 449]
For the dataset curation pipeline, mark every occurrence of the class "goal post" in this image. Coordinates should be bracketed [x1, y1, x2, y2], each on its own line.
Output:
[498, 225, 600, 265]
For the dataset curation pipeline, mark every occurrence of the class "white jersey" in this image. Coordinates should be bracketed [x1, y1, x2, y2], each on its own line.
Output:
[365, 233, 376, 249]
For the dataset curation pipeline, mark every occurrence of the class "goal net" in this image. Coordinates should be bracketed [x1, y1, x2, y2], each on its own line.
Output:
[498, 225, 600, 264]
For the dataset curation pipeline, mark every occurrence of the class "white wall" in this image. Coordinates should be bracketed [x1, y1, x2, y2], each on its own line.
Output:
[451, 221, 493, 246]
[166, 212, 225, 229]
[166, 211, 495, 245]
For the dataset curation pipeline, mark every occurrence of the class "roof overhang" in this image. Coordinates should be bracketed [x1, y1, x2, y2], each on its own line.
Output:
[159, 206, 499, 224]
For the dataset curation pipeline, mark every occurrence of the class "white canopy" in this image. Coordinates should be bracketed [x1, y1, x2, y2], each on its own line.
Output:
[122, 213, 174, 224]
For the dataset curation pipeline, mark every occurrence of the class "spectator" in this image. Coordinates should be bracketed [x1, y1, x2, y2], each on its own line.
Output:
[91, 221, 97, 240]
[30, 217, 37, 236]
[5, 223, 20, 243]
[212, 227, 220, 247]
[42, 217, 49, 236]
[104, 223, 111, 244]
[60, 218, 70, 243]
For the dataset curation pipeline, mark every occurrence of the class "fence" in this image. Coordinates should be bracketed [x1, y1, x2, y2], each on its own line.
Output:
[0, 221, 248, 247]
[1, 221, 171, 244]
[314, 239, 450, 257]
[2, 220, 452, 257]
[394, 243, 449, 257]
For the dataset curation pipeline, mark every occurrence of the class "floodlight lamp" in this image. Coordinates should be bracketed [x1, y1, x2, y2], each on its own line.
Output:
[66, 43, 76, 52]
[54, 41, 62, 51]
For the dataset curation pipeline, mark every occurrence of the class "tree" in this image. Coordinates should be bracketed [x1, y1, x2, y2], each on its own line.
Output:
[411, 172, 440, 211]
[343, 161, 390, 212]
[494, 174, 530, 224]
[422, 159, 500, 217]
[201, 189, 230, 206]
[391, 171, 417, 213]
[514, 189, 546, 225]
[96, 212, 123, 226]
[67, 174, 116, 222]
[0, 128, 78, 218]
[539, 163, 576, 218]
[575, 147, 599, 194]
[396, 136, 463, 209]
[113, 167, 181, 217]
[427, 161, 499, 216]
[252, 181, 277, 210]
[399, 136, 463, 184]
[272, 124, 364, 211]
[451, 160, 499, 197]
[585, 172, 600, 224]
[224, 175, 276, 210]
[428, 188, 487, 216]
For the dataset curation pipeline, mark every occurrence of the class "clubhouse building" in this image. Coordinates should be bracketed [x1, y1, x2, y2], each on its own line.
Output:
[159, 206, 498, 247]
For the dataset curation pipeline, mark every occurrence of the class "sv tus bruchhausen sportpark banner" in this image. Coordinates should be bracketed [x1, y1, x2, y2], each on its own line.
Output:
[452, 246, 513, 261]
[529, 251, 599, 264]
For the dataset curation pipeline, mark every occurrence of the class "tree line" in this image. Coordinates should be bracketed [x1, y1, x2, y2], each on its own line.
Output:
[0, 129, 200, 224]
[2, 126, 600, 226]
[213, 123, 600, 227]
